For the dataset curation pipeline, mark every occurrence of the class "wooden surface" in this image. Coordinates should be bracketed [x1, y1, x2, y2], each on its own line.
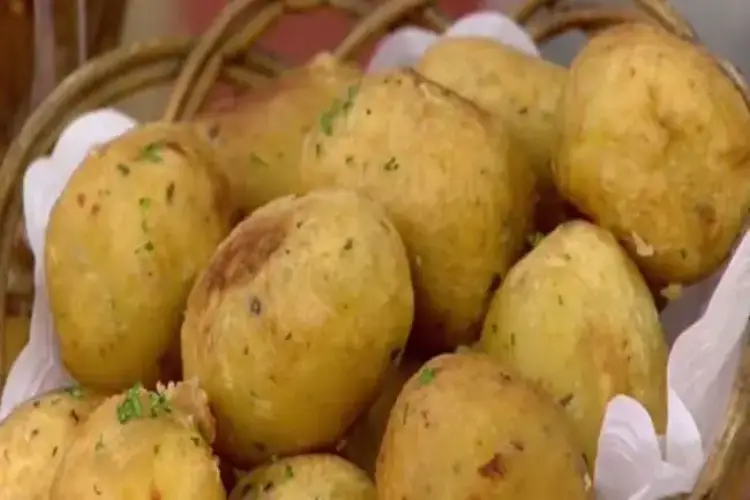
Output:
[0, 0, 127, 155]
[0, 1, 34, 154]
[0, 0, 127, 357]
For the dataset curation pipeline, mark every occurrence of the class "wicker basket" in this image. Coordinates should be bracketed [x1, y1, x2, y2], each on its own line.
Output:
[0, 0, 128, 384]
[1, 0, 749, 496]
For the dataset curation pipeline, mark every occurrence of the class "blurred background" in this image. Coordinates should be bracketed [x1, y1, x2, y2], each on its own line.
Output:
[2, 0, 750, 146]
[123, 0, 750, 80]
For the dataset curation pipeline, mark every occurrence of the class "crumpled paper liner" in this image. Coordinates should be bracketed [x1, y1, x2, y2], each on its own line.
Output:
[3, 10, 749, 500]
[0, 109, 137, 419]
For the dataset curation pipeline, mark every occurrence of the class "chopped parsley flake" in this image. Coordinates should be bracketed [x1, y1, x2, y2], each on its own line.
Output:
[319, 83, 360, 136]
[116, 383, 171, 424]
[284, 464, 294, 479]
[418, 367, 437, 385]
[64, 386, 83, 399]
[320, 109, 336, 136]
[148, 391, 171, 417]
[117, 383, 144, 424]
[342, 84, 360, 111]
[139, 142, 164, 163]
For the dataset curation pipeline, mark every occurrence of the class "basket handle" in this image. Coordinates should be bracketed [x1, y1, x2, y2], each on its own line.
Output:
[333, 0, 434, 59]
[527, 5, 654, 43]
[163, 0, 289, 122]
[632, 0, 696, 40]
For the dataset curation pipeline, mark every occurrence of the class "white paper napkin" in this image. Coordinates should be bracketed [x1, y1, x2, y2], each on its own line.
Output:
[0, 109, 137, 420]
[366, 10, 540, 74]
[594, 229, 750, 499]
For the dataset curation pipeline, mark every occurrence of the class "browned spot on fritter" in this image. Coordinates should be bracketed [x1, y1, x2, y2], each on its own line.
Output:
[559, 393, 574, 408]
[91, 203, 100, 216]
[478, 453, 507, 480]
[201, 213, 290, 298]
[164, 140, 187, 157]
[165, 183, 175, 204]
[150, 482, 162, 500]
[76, 193, 86, 207]
[496, 369, 513, 384]
[401, 402, 410, 425]
[421, 409, 431, 428]
[239, 482, 253, 497]
[694, 202, 717, 226]
[207, 123, 221, 141]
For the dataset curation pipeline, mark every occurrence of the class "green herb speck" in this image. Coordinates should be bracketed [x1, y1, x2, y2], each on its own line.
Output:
[64, 386, 83, 399]
[418, 367, 437, 385]
[319, 84, 359, 136]
[144, 241, 154, 252]
[148, 391, 171, 417]
[116, 383, 145, 424]
[342, 84, 360, 111]
[284, 464, 294, 479]
[139, 197, 152, 210]
[139, 142, 164, 162]
[116, 383, 171, 424]
[320, 107, 336, 135]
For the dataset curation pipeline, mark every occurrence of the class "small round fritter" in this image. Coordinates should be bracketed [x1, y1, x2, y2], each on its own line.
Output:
[0, 387, 103, 500]
[555, 23, 750, 284]
[45, 122, 231, 391]
[376, 353, 592, 500]
[479, 220, 667, 465]
[230, 454, 375, 500]
[181, 189, 414, 467]
[49, 381, 225, 499]
[300, 68, 536, 353]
